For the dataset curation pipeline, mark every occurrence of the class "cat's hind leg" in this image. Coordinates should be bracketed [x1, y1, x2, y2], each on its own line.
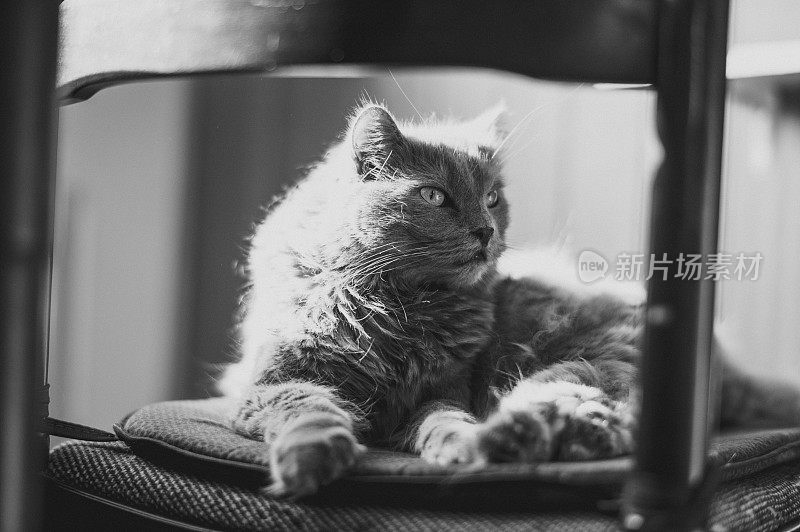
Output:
[474, 360, 637, 463]
[232, 380, 366, 498]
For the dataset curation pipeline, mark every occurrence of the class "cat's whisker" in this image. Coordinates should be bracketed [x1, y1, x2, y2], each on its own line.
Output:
[354, 254, 396, 266]
[387, 68, 424, 121]
[354, 249, 419, 267]
[353, 253, 429, 279]
[380, 152, 395, 176]
[497, 128, 548, 163]
[345, 244, 427, 268]
[351, 254, 432, 283]
[494, 82, 586, 162]
[495, 116, 544, 162]
[355, 245, 429, 260]
[493, 107, 541, 158]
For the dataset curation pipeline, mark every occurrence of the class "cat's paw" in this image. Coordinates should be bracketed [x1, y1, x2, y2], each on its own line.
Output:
[474, 381, 632, 463]
[419, 427, 480, 466]
[474, 407, 554, 462]
[267, 421, 365, 499]
[557, 398, 635, 460]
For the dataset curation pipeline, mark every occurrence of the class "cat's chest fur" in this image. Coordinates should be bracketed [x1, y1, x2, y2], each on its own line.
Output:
[356, 287, 495, 442]
[266, 280, 495, 443]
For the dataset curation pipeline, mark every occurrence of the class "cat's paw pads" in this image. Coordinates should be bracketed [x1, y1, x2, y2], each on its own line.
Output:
[557, 399, 635, 460]
[474, 381, 629, 463]
[420, 429, 480, 466]
[267, 424, 365, 499]
[474, 408, 553, 462]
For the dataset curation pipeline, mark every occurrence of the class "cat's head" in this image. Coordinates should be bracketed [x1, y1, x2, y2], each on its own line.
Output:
[345, 104, 509, 289]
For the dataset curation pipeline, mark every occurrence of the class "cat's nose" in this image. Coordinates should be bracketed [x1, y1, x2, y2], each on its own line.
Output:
[471, 226, 494, 247]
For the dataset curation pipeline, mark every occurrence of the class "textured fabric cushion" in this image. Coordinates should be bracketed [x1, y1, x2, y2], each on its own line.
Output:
[47, 439, 800, 531]
[115, 399, 626, 511]
[90, 397, 800, 528]
[46, 440, 618, 531]
[117, 398, 800, 490]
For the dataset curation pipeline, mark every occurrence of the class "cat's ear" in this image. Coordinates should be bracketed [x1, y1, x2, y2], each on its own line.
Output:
[350, 105, 405, 179]
[470, 103, 508, 139]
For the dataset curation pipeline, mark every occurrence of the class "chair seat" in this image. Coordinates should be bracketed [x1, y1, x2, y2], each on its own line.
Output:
[46, 440, 626, 531]
[45, 439, 800, 531]
[43, 398, 800, 531]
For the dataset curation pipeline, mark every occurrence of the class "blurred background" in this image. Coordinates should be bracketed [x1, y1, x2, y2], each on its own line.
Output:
[48, 0, 800, 432]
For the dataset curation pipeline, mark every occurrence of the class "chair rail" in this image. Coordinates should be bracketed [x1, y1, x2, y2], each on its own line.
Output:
[58, 0, 658, 102]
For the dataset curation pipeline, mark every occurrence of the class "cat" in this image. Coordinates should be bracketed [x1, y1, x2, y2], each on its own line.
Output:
[222, 103, 800, 498]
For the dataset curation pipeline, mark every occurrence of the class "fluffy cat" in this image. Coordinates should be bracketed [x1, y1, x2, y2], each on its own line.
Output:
[223, 103, 800, 498]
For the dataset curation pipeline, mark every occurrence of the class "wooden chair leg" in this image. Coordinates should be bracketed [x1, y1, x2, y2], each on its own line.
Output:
[0, 2, 60, 530]
[623, 0, 730, 529]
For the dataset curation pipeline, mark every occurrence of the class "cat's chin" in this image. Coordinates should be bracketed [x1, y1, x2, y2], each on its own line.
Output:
[397, 261, 495, 290]
[451, 261, 496, 289]
[458, 249, 489, 266]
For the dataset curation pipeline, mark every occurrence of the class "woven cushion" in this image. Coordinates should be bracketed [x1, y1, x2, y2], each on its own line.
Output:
[48, 440, 622, 531]
[70, 398, 800, 526]
[116, 399, 800, 493]
[42, 398, 800, 529]
[116, 398, 631, 508]
[47, 438, 800, 531]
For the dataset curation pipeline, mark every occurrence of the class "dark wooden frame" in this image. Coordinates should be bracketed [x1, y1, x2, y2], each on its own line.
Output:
[0, 3, 60, 531]
[0, 0, 730, 529]
[57, 0, 659, 102]
[624, 1, 730, 528]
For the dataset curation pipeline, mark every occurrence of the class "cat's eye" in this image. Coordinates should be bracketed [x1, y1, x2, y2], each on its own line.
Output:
[420, 187, 446, 206]
[486, 190, 499, 208]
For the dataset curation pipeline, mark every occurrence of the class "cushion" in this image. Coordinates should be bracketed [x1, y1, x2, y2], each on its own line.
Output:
[116, 398, 631, 510]
[47, 440, 623, 531]
[47, 436, 800, 531]
[44, 398, 800, 529]
[118, 399, 800, 481]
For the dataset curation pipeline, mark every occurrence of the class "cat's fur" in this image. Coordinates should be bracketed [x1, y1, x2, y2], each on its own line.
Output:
[223, 104, 800, 498]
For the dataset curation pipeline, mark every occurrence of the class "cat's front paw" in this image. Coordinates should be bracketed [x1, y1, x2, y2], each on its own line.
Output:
[268, 420, 365, 499]
[474, 407, 554, 462]
[557, 398, 635, 460]
[474, 381, 633, 463]
[419, 427, 480, 466]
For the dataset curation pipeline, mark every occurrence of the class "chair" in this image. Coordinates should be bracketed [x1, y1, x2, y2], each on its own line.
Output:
[8, 0, 793, 530]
